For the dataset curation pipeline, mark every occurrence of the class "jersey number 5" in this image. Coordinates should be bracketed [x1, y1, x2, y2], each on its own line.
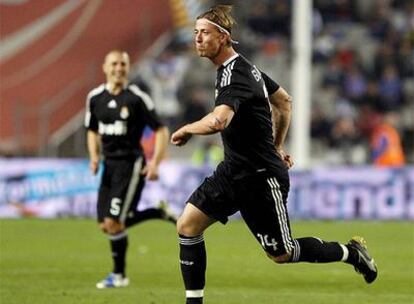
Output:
[110, 198, 122, 216]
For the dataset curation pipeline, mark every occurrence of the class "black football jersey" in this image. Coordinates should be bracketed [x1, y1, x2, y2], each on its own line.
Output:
[84, 83, 163, 158]
[215, 54, 286, 177]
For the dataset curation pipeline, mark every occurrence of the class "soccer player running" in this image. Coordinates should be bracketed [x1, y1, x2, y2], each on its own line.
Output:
[85, 50, 175, 289]
[171, 5, 378, 304]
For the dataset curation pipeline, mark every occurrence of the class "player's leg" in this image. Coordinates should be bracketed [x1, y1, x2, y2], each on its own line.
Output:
[124, 198, 177, 227]
[266, 176, 377, 283]
[96, 158, 138, 288]
[96, 201, 129, 288]
[241, 175, 378, 283]
[124, 159, 177, 227]
[96, 217, 130, 289]
[96, 163, 128, 288]
[239, 174, 297, 261]
[178, 170, 235, 304]
[177, 203, 216, 304]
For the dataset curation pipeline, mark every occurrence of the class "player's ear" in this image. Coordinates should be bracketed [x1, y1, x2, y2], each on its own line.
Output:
[221, 33, 231, 46]
[218, 33, 226, 44]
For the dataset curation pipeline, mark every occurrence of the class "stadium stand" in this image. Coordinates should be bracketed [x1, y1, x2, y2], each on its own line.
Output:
[163, 0, 413, 165]
[1, 0, 412, 165]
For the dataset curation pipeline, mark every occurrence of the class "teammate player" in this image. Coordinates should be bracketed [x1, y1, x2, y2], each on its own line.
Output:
[171, 5, 378, 304]
[85, 49, 175, 289]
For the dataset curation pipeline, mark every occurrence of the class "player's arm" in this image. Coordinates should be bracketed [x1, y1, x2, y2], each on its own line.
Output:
[87, 130, 101, 175]
[269, 87, 292, 149]
[143, 126, 169, 180]
[268, 87, 294, 168]
[171, 104, 234, 146]
[152, 126, 169, 164]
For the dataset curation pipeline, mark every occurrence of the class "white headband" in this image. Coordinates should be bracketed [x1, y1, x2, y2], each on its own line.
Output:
[202, 18, 239, 44]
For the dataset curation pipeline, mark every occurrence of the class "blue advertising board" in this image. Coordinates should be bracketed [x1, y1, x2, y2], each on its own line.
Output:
[0, 158, 412, 220]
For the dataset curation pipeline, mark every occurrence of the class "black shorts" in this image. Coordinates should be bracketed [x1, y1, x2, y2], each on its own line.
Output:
[188, 166, 294, 256]
[97, 155, 146, 223]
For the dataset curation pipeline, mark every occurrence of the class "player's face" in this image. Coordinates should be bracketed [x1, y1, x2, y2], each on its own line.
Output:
[103, 51, 130, 86]
[194, 19, 226, 59]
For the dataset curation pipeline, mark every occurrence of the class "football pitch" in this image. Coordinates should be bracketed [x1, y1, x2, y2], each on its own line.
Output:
[0, 219, 413, 304]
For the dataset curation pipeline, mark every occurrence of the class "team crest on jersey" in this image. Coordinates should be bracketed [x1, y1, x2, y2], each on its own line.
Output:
[120, 106, 129, 119]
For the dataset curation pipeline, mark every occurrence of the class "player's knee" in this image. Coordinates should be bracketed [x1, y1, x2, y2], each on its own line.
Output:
[98, 222, 107, 233]
[103, 218, 124, 234]
[266, 252, 292, 264]
[176, 216, 203, 237]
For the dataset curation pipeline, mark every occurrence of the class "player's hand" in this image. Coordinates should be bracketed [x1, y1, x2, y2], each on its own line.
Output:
[89, 158, 100, 175]
[141, 161, 159, 181]
[171, 126, 192, 146]
[276, 148, 294, 169]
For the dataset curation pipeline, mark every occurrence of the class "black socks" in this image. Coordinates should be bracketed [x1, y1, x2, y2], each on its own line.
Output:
[179, 234, 206, 304]
[291, 237, 344, 263]
[125, 208, 164, 228]
[186, 298, 203, 304]
[109, 231, 128, 276]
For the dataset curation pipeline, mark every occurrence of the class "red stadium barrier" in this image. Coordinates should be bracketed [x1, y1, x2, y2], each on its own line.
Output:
[0, 0, 173, 153]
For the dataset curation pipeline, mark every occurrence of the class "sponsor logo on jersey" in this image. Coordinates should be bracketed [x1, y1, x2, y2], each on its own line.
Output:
[107, 99, 117, 108]
[98, 120, 127, 135]
[120, 106, 129, 119]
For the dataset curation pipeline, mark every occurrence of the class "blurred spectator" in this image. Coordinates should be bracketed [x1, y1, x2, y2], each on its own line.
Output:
[246, 2, 275, 38]
[342, 65, 367, 102]
[181, 87, 209, 124]
[334, 45, 356, 69]
[312, 8, 324, 36]
[269, 0, 291, 37]
[310, 103, 332, 144]
[313, 27, 337, 63]
[370, 111, 405, 167]
[389, 0, 413, 34]
[373, 42, 397, 77]
[358, 80, 387, 112]
[396, 38, 414, 78]
[246, 0, 291, 39]
[141, 47, 190, 129]
[335, 95, 357, 119]
[355, 104, 382, 139]
[378, 64, 403, 110]
[252, 38, 288, 83]
[315, 0, 359, 23]
[329, 116, 360, 164]
[322, 57, 344, 87]
[368, 2, 392, 40]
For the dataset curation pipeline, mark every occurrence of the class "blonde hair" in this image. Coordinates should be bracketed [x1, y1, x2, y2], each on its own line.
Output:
[197, 5, 236, 35]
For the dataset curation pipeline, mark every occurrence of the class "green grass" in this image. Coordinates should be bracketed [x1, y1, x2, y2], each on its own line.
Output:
[0, 219, 413, 304]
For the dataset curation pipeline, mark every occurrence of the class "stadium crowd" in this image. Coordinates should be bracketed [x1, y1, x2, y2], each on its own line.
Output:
[136, 0, 413, 166]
